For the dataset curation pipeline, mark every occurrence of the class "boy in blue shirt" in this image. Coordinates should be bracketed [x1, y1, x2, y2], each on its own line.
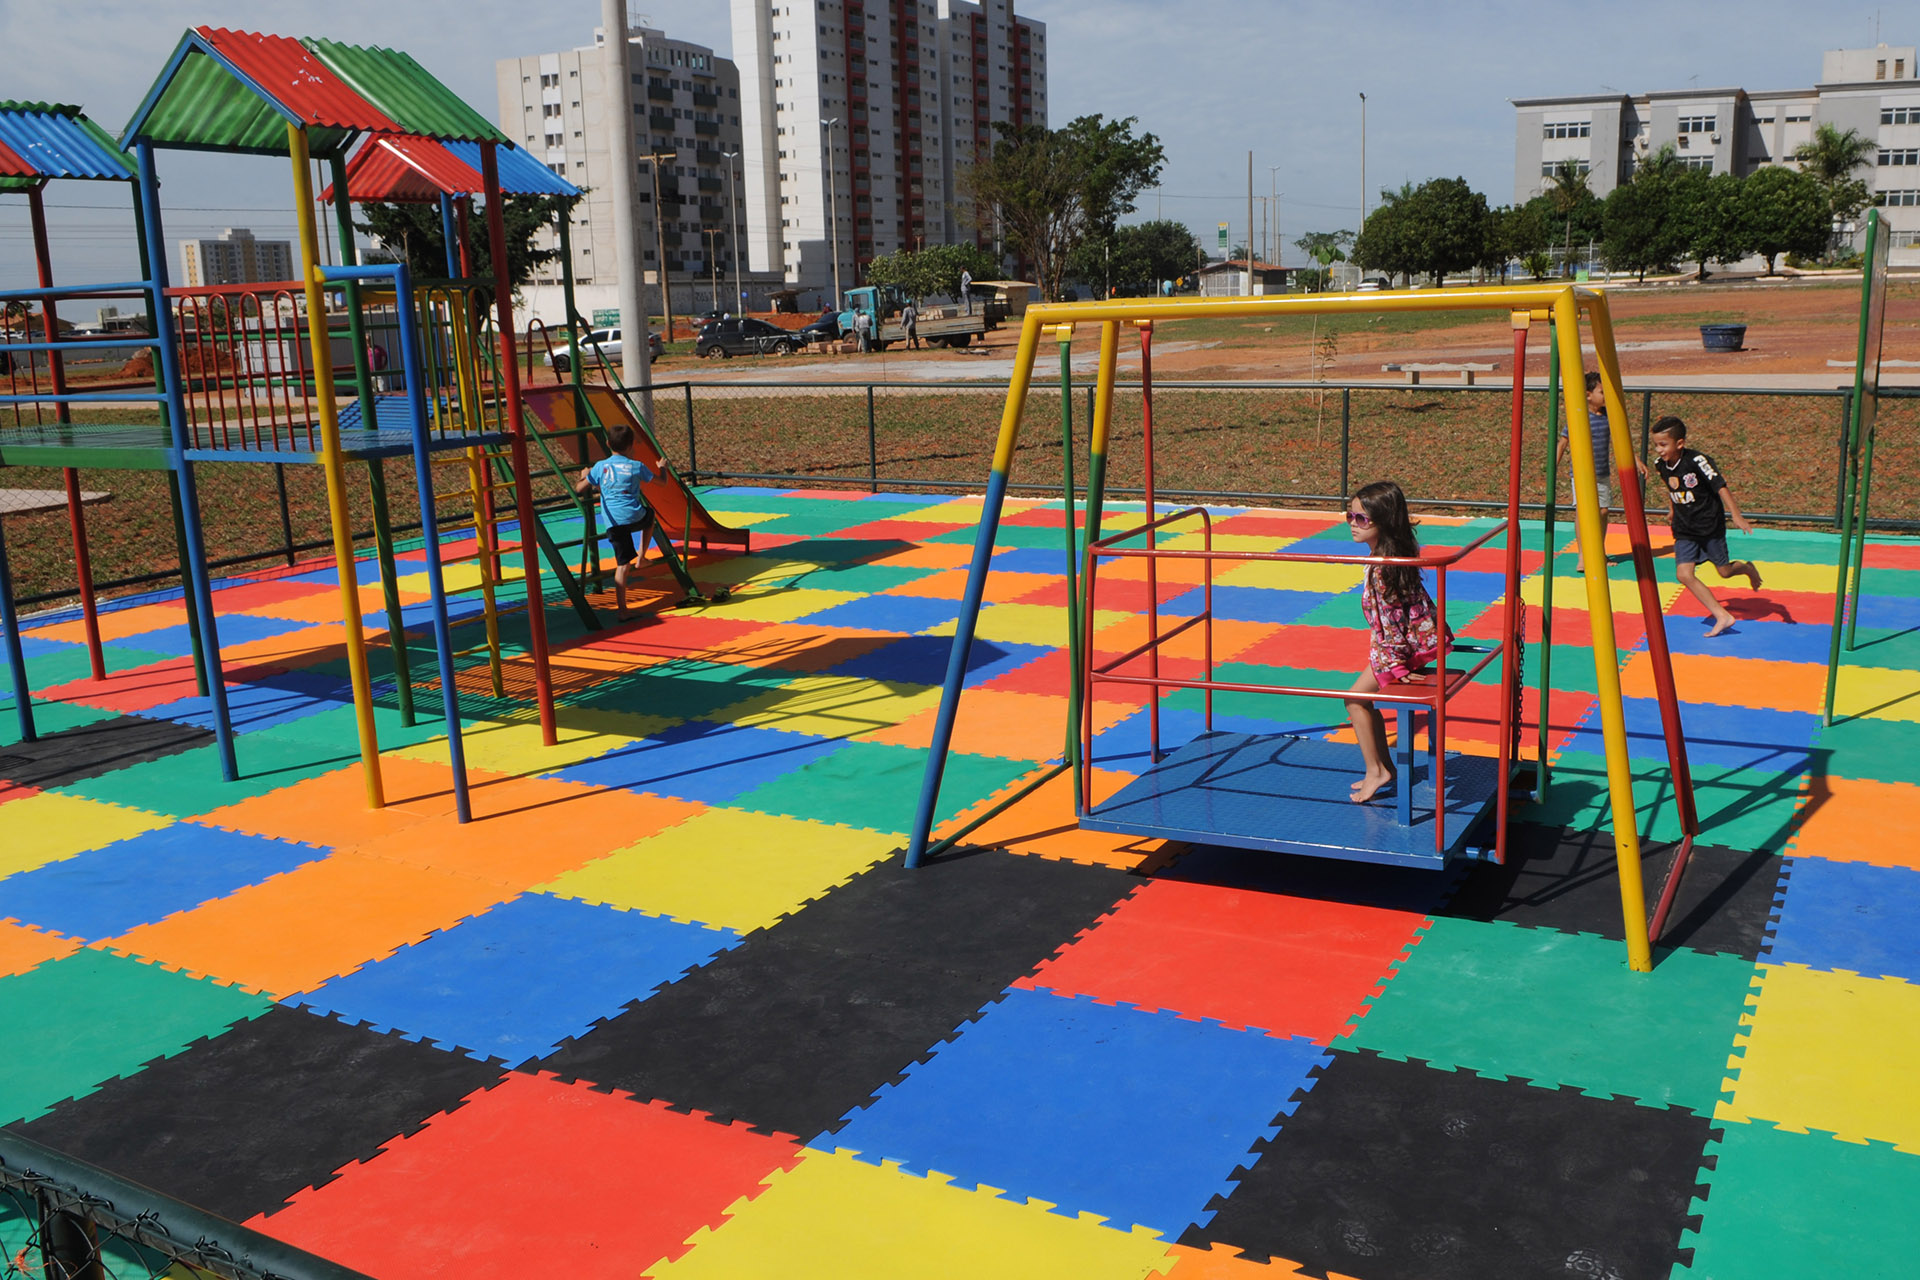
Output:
[574, 420, 660, 620]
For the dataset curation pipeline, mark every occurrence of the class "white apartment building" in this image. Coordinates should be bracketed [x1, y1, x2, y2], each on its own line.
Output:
[178, 228, 293, 287]
[1512, 43, 1920, 264]
[498, 23, 756, 320]
[732, 0, 1048, 299]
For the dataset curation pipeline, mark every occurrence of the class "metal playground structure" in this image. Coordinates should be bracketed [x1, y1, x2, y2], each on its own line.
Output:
[905, 283, 1705, 973]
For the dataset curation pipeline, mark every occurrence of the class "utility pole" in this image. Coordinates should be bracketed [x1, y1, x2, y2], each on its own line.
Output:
[602, 0, 649, 406]
[1358, 92, 1368, 238]
[723, 147, 742, 314]
[1269, 164, 1282, 265]
[705, 229, 720, 311]
[1245, 150, 1254, 295]
[639, 151, 677, 346]
[822, 117, 842, 305]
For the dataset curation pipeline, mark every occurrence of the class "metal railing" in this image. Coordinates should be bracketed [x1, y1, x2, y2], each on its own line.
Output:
[0, 1130, 369, 1280]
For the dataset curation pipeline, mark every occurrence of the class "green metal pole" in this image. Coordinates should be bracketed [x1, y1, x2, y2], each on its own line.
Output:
[557, 212, 601, 591]
[1536, 327, 1561, 800]
[167, 471, 209, 699]
[1057, 333, 1083, 814]
[1824, 212, 1882, 724]
[1846, 418, 1878, 652]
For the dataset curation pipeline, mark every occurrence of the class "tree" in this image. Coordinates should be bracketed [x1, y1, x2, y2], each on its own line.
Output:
[865, 242, 999, 300]
[1067, 220, 1203, 295]
[1351, 183, 1418, 284]
[1736, 165, 1832, 275]
[1602, 162, 1688, 282]
[1493, 203, 1549, 279]
[961, 114, 1165, 301]
[356, 191, 582, 303]
[1544, 159, 1593, 272]
[1792, 123, 1876, 246]
[1354, 178, 1489, 286]
[1671, 171, 1745, 279]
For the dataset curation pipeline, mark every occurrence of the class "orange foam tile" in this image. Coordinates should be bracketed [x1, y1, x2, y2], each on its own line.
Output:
[1092, 615, 1279, 664]
[1161, 1242, 1356, 1279]
[1620, 651, 1825, 714]
[350, 776, 704, 889]
[196, 757, 471, 851]
[1790, 775, 1920, 870]
[239, 585, 415, 626]
[0, 921, 81, 977]
[868, 689, 1134, 758]
[1099, 556, 1213, 585]
[218, 622, 350, 669]
[935, 766, 1168, 870]
[34, 603, 190, 645]
[103, 851, 512, 998]
[883, 567, 1060, 604]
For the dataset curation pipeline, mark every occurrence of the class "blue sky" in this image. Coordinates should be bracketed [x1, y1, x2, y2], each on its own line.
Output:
[0, 0, 1901, 283]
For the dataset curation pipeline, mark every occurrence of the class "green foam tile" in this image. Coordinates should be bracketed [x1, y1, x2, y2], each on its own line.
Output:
[1339, 916, 1755, 1113]
[1843, 626, 1920, 672]
[1530, 749, 1809, 852]
[0, 948, 271, 1126]
[723, 740, 1032, 835]
[0, 699, 118, 747]
[1163, 661, 1353, 727]
[11, 644, 180, 698]
[932, 524, 1070, 551]
[567, 659, 797, 720]
[54, 731, 361, 819]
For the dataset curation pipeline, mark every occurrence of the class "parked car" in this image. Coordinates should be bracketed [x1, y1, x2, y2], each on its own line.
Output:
[1356, 277, 1391, 292]
[794, 308, 842, 344]
[547, 327, 660, 373]
[695, 317, 799, 359]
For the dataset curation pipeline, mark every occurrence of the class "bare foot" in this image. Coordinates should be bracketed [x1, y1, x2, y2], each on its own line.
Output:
[1745, 563, 1764, 590]
[1350, 768, 1396, 803]
[1705, 612, 1736, 638]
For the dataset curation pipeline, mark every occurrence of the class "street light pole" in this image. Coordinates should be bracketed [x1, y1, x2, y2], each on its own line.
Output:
[705, 228, 719, 311]
[1358, 91, 1367, 239]
[723, 147, 742, 314]
[639, 150, 677, 346]
[822, 117, 842, 305]
[1269, 164, 1282, 265]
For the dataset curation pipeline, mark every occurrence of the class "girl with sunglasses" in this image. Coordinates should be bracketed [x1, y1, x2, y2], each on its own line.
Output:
[1344, 480, 1450, 803]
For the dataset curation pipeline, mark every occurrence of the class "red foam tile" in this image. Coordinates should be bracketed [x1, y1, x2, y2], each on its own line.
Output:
[1456, 605, 1648, 651]
[1666, 586, 1830, 626]
[213, 579, 335, 613]
[1450, 546, 1547, 577]
[827, 518, 967, 542]
[782, 488, 876, 501]
[0, 779, 40, 803]
[1000, 507, 1090, 528]
[1210, 512, 1341, 539]
[1234, 625, 1372, 672]
[985, 646, 1214, 708]
[1863, 542, 1920, 572]
[35, 657, 212, 713]
[1030, 575, 1193, 612]
[249, 1072, 802, 1280]
[1016, 877, 1427, 1043]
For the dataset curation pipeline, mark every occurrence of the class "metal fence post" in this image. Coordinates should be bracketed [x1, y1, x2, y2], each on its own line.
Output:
[274, 463, 297, 566]
[867, 385, 879, 492]
[1339, 387, 1351, 498]
[1835, 388, 1853, 528]
[684, 383, 698, 484]
[1639, 390, 1653, 461]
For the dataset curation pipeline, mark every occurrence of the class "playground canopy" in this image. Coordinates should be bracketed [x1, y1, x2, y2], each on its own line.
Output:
[322, 136, 580, 204]
[0, 102, 133, 188]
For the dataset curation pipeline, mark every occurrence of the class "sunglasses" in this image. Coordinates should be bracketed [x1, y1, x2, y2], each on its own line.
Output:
[1346, 511, 1373, 526]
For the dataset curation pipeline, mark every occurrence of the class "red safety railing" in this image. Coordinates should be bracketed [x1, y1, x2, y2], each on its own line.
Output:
[166, 282, 325, 452]
[1080, 513, 1524, 863]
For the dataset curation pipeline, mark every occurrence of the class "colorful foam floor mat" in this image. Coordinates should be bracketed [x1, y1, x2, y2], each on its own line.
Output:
[5, 487, 1920, 1280]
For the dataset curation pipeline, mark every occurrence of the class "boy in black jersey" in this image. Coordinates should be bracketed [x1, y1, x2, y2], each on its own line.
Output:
[1648, 416, 1762, 637]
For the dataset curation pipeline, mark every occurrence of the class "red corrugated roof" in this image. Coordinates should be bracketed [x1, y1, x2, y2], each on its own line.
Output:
[196, 26, 401, 133]
[0, 137, 29, 176]
[321, 135, 483, 203]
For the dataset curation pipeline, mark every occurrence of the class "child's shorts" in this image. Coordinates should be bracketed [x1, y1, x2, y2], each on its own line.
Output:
[1673, 533, 1730, 568]
[606, 513, 655, 565]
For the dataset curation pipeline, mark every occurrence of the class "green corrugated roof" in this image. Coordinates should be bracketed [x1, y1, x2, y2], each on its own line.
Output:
[132, 41, 355, 156]
[304, 39, 506, 144]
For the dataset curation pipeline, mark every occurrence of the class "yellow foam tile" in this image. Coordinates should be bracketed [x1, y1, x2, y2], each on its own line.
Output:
[1832, 665, 1920, 723]
[0, 794, 172, 879]
[894, 498, 992, 524]
[870, 689, 1135, 760]
[675, 586, 866, 624]
[0, 920, 81, 977]
[1716, 964, 1920, 1154]
[703, 510, 797, 528]
[646, 1146, 1175, 1280]
[394, 707, 671, 776]
[934, 766, 1170, 871]
[396, 562, 527, 595]
[1213, 559, 1367, 593]
[1743, 560, 1844, 595]
[1520, 575, 1681, 614]
[923, 603, 1131, 648]
[539, 809, 899, 933]
[683, 556, 823, 588]
[701, 674, 943, 737]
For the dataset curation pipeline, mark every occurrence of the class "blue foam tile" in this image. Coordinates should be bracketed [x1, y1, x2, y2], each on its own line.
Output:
[868, 490, 937, 504]
[361, 595, 491, 634]
[544, 721, 849, 803]
[1662, 618, 1837, 664]
[1840, 595, 1920, 633]
[1438, 570, 1510, 602]
[10, 636, 82, 660]
[293, 893, 739, 1064]
[1088, 704, 1341, 772]
[0, 824, 322, 940]
[1562, 697, 1817, 774]
[1766, 858, 1920, 983]
[797, 593, 963, 634]
[825, 635, 1050, 688]
[1159, 586, 1325, 625]
[822, 986, 1330, 1237]
[143, 669, 356, 735]
[274, 558, 389, 588]
[116, 613, 318, 659]
[989, 546, 1120, 575]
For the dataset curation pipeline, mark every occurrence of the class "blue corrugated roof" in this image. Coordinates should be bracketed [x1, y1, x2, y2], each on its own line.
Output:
[443, 139, 580, 197]
[0, 102, 134, 183]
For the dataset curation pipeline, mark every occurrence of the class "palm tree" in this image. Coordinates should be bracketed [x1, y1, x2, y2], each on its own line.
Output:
[1546, 159, 1590, 275]
[1792, 124, 1877, 250]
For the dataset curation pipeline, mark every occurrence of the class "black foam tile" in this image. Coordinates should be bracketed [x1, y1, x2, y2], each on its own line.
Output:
[1181, 1048, 1712, 1280]
[1157, 840, 1466, 915]
[535, 847, 1137, 1141]
[11, 1005, 505, 1222]
[0, 713, 212, 790]
[1441, 822, 1783, 959]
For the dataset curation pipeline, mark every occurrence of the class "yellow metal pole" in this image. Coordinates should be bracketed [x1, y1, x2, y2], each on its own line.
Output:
[1551, 288, 1651, 970]
[289, 123, 384, 808]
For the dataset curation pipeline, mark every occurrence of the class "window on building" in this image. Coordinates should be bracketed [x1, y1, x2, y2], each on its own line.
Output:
[1884, 106, 1920, 125]
[1877, 59, 1887, 80]
[1678, 114, 1716, 133]
[1881, 148, 1920, 166]
[1892, 230, 1920, 247]
[1786, 112, 1812, 123]
[1898, 59, 1907, 78]
[1540, 160, 1591, 178]
[1877, 189, 1920, 206]
[1678, 155, 1714, 171]
[1542, 120, 1591, 139]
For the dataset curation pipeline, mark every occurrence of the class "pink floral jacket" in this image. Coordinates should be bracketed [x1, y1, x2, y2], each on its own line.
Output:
[1360, 565, 1451, 684]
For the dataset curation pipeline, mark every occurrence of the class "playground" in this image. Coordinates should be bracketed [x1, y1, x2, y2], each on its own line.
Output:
[4, 27, 1920, 1280]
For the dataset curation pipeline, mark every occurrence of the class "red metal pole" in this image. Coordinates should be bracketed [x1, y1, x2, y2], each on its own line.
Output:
[1494, 318, 1529, 864]
[29, 185, 104, 680]
[481, 143, 556, 745]
[1140, 322, 1162, 760]
[456, 196, 500, 586]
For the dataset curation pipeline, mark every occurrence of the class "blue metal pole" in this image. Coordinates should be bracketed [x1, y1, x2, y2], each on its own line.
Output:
[0, 515, 35, 743]
[363, 262, 472, 824]
[904, 465, 1015, 869]
[136, 142, 237, 782]
[438, 194, 461, 276]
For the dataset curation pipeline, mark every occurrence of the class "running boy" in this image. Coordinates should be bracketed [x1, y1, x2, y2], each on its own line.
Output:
[1647, 415, 1762, 637]
[575, 421, 660, 620]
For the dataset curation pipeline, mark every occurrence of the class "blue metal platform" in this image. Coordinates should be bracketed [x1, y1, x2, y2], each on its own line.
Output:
[1079, 731, 1504, 869]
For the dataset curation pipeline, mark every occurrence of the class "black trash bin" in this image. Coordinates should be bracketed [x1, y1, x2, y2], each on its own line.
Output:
[1700, 324, 1747, 352]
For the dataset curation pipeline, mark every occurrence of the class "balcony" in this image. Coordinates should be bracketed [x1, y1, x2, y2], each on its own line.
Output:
[692, 89, 718, 107]
[695, 118, 719, 136]
[648, 83, 674, 102]
[649, 112, 674, 130]
[700, 203, 726, 220]
[697, 148, 723, 165]
[699, 176, 723, 193]
[664, 231, 683, 247]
